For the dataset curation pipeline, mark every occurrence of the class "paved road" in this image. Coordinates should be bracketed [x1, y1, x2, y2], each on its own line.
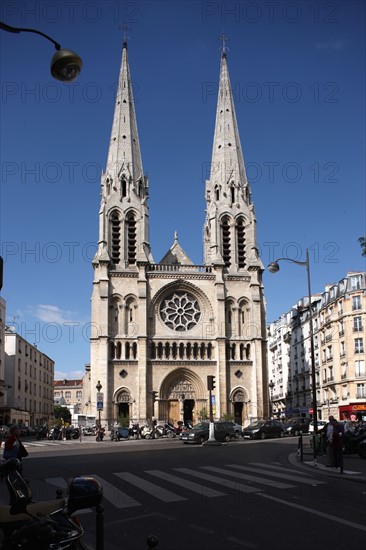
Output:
[3, 437, 365, 550]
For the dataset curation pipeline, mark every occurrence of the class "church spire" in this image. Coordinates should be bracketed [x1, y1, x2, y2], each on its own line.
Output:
[203, 47, 257, 270]
[105, 40, 144, 184]
[208, 46, 248, 192]
[95, 39, 152, 269]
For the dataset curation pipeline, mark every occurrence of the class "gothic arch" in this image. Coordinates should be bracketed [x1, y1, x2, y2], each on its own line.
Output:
[229, 386, 248, 403]
[109, 208, 122, 264]
[113, 386, 132, 403]
[160, 368, 207, 401]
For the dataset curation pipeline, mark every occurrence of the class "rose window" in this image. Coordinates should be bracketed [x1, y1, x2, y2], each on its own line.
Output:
[160, 292, 201, 331]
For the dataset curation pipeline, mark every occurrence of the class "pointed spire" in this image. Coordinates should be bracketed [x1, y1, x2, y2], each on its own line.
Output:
[208, 48, 248, 190]
[105, 40, 143, 185]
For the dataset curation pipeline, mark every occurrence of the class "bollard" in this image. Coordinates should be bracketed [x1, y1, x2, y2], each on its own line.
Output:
[297, 432, 303, 462]
[147, 535, 159, 549]
[96, 503, 104, 550]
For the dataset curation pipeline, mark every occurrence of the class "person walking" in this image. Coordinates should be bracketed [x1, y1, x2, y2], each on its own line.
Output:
[324, 415, 335, 467]
[2, 425, 28, 473]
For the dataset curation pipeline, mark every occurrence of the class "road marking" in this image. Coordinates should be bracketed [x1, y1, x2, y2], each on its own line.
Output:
[258, 492, 366, 532]
[202, 466, 295, 489]
[87, 474, 141, 509]
[174, 468, 261, 494]
[226, 536, 258, 548]
[227, 464, 325, 485]
[114, 472, 187, 503]
[251, 462, 312, 475]
[146, 470, 226, 497]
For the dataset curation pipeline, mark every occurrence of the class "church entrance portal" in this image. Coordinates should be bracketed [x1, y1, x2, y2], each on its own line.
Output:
[233, 402, 243, 425]
[183, 399, 194, 423]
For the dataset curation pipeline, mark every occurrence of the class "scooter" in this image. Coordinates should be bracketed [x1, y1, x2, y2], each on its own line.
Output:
[0, 458, 103, 549]
[140, 425, 154, 439]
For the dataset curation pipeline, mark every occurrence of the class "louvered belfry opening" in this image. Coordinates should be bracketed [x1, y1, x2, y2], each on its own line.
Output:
[111, 211, 121, 264]
[236, 217, 246, 268]
[222, 218, 231, 267]
[127, 213, 137, 264]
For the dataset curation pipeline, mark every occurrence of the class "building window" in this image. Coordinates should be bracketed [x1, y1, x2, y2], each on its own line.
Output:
[65, 391, 71, 400]
[352, 296, 361, 311]
[236, 217, 245, 268]
[126, 213, 137, 265]
[354, 316, 363, 332]
[350, 275, 362, 290]
[356, 384, 365, 398]
[76, 391, 82, 400]
[221, 217, 231, 267]
[110, 210, 121, 264]
[355, 360, 365, 376]
[355, 338, 364, 354]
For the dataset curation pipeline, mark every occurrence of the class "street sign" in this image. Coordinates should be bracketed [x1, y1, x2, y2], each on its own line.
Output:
[97, 392, 103, 411]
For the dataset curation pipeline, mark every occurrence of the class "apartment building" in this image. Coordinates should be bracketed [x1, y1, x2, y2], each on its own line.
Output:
[3, 329, 55, 426]
[54, 378, 84, 421]
[267, 271, 366, 422]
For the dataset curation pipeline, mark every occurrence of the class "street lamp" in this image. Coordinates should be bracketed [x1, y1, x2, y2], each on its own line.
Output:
[95, 380, 102, 440]
[268, 247, 318, 466]
[0, 21, 82, 81]
[268, 380, 275, 419]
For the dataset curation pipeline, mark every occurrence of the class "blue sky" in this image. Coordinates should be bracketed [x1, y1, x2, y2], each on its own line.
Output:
[1, 0, 365, 380]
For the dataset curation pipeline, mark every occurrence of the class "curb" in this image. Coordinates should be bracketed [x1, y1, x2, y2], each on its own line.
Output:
[288, 452, 366, 482]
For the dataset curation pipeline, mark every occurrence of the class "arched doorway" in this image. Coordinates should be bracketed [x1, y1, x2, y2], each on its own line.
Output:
[160, 369, 206, 425]
[230, 388, 247, 425]
[114, 388, 131, 423]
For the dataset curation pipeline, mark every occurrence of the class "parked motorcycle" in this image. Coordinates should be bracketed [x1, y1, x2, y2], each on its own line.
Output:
[343, 427, 366, 458]
[47, 426, 62, 440]
[140, 425, 154, 439]
[96, 427, 105, 442]
[129, 423, 141, 439]
[36, 426, 48, 440]
[0, 458, 103, 549]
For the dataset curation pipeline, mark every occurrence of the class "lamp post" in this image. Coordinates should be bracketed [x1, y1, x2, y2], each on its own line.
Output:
[268, 247, 318, 466]
[95, 380, 103, 441]
[268, 380, 275, 419]
[0, 21, 82, 81]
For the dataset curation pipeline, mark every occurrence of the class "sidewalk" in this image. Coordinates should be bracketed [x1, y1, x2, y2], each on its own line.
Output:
[288, 435, 366, 482]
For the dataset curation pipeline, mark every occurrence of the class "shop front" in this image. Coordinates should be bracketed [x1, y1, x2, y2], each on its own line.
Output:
[339, 403, 366, 422]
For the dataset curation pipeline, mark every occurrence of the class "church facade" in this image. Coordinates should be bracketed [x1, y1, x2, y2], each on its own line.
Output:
[88, 39, 268, 428]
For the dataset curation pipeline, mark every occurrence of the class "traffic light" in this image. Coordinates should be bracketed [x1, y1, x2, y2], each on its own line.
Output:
[207, 375, 216, 391]
[151, 391, 157, 402]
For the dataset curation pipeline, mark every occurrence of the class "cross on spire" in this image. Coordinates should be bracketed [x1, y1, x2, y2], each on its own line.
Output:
[219, 32, 229, 56]
[120, 22, 131, 47]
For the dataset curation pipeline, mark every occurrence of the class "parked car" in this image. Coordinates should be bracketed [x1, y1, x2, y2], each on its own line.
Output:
[242, 420, 284, 440]
[222, 421, 242, 438]
[284, 418, 310, 436]
[308, 420, 327, 434]
[181, 421, 233, 444]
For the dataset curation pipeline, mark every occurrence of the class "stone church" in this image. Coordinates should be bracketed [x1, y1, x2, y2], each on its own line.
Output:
[87, 38, 268, 428]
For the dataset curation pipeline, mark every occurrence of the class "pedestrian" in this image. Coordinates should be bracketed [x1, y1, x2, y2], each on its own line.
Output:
[2, 425, 28, 473]
[330, 418, 343, 468]
[324, 415, 335, 467]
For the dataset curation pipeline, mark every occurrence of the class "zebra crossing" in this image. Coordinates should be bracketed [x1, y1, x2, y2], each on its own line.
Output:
[34, 462, 324, 511]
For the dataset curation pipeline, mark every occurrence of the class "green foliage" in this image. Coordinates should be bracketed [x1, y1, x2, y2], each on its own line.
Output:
[198, 408, 208, 421]
[220, 413, 234, 422]
[54, 405, 71, 423]
[118, 415, 130, 428]
[358, 236, 366, 257]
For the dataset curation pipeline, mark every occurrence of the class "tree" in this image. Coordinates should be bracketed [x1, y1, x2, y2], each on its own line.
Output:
[54, 405, 71, 423]
[358, 236, 366, 256]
